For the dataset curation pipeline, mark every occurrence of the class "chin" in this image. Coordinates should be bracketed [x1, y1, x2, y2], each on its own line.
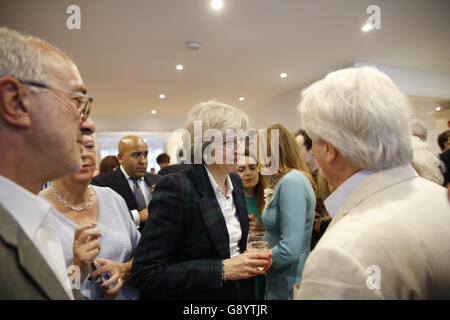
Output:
[72, 172, 94, 183]
[244, 182, 258, 189]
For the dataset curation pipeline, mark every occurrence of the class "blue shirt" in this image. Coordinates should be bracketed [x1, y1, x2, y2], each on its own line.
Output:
[262, 170, 316, 300]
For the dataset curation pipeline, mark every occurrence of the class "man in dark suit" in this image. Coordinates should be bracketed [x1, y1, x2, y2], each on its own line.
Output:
[0, 27, 96, 299]
[91, 135, 160, 232]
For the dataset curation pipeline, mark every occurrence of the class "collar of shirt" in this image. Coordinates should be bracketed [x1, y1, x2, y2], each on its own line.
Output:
[120, 164, 133, 180]
[121, 164, 145, 183]
[324, 169, 378, 218]
[0, 175, 75, 299]
[0, 175, 51, 239]
[204, 166, 234, 198]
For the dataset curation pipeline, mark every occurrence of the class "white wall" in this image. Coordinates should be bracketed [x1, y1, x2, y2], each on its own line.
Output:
[248, 87, 303, 132]
[247, 70, 450, 154]
[354, 63, 450, 100]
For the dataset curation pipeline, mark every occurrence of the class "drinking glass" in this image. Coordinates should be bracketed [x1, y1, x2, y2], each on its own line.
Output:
[247, 232, 269, 270]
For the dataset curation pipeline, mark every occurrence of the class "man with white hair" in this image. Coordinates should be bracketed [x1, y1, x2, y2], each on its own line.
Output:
[0, 27, 95, 299]
[293, 66, 450, 299]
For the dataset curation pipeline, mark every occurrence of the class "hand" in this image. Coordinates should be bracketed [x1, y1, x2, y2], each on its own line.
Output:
[89, 258, 132, 299]
[139, 208, 149, 222]
[248, 213, 265, 233]
[72, 223, 101, 282]
[222, 249, 272, 280]
[150, 184, 156, 195]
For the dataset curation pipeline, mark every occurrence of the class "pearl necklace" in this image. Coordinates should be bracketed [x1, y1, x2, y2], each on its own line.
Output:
[50, 182, 94, 212]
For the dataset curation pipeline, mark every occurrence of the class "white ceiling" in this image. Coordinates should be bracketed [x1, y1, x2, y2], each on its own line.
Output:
[1, 0, 449, 130]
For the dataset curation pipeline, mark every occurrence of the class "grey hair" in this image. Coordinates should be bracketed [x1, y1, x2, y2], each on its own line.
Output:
[298, 66, 413, 170]
[0, 27, 47, 88]
[410, 119, 428, 141]
[183, 100, 249, 163]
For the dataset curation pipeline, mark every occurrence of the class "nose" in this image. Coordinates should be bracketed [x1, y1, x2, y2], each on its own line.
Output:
[138, 154, 147, 164]
[81, 118, 96, 135]
[80, 147, 89, 159]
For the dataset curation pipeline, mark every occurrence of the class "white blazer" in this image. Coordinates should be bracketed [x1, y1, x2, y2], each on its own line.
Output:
[293, 165, 450, 299]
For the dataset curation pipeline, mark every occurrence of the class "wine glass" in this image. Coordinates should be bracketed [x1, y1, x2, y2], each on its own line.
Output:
[247, 232, 269, 270]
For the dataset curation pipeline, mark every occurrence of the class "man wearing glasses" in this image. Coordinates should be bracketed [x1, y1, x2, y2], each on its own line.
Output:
[0, 27, 95, 299]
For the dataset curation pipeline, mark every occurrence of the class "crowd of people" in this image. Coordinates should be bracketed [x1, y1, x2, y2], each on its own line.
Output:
[1, 26, 450, 301]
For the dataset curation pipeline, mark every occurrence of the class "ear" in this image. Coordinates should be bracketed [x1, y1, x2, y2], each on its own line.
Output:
[117, 153, 123, 164]
[0, 77, 32, 129]
[325, 141, 339, 164]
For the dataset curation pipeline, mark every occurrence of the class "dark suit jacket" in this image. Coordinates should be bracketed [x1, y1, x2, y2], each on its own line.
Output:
[0, 203, 70, 300]
[130, 165, 253, 300]
[157, 163, 192, 176]
[91, 169, 160, 231]
[440, 149, 450, 187]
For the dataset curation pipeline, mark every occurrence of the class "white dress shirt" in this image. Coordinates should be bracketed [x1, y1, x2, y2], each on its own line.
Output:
[120, 165, 151, 227]
[204, 166, 242, 258]
[0, 175, 74, 299]
[324, 169, 378, 218]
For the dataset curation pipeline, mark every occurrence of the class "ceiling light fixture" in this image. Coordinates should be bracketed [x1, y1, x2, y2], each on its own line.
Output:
[435, 106, 441, 112]
[186, 41, 200, 50]
[159, 94, 166, 99]
[211, 0, 223, 10]
[239, 97, 245, 101]
[280, 73, 287, 78]
[362, 24, 373, 32]
[151, 109, 157, 114]
[176, 64, 184, 70]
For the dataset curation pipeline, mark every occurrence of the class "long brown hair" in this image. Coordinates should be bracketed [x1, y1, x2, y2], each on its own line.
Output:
[262, 123, 318, 197]
[242, 148, 265, 213]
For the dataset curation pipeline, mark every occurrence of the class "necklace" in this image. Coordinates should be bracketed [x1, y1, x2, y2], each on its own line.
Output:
[50, 182, 94, 212]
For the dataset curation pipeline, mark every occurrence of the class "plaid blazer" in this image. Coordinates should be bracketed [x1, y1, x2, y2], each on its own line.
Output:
[130, 165, 253, 299]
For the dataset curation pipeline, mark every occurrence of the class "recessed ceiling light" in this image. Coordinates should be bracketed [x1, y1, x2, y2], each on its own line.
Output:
[176, 64, 184, 70]
[159, 94, 166, 99]
[239, 97, 245, 101]
[362, 24, 373, 32]
[435, 106, 441, 112]
[211, 0, 223, 10]
[280, 73, 287, 78]
[151, 109, 157, 114]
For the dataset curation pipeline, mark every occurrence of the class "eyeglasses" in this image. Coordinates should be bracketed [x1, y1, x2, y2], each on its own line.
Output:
[20, 80, 93, 121]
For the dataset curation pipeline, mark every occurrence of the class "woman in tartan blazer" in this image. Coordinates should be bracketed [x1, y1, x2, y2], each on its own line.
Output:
[130, 101, 272, 299]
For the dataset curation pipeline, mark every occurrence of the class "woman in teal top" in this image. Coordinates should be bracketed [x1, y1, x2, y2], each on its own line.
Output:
[261, 124, 317, 300]
[236, 152, 266, 300]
